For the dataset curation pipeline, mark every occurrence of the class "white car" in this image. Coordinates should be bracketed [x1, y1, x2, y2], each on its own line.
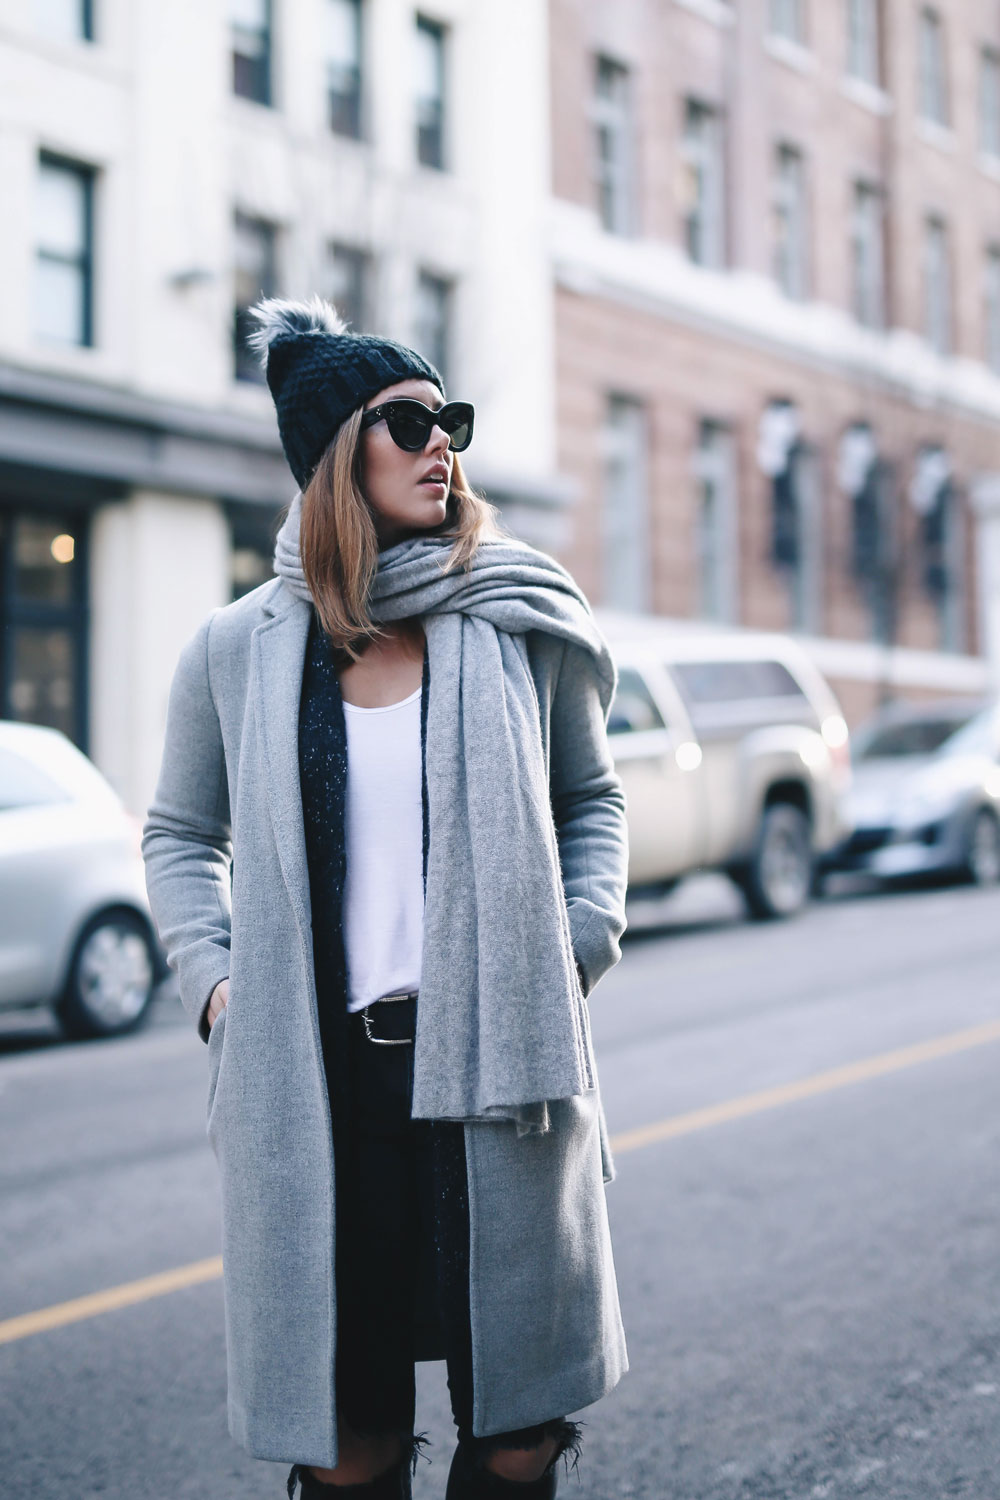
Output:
[822, 697, 1000, 887]
[597, 613, 852, 919]
[0, 721, 164, 1037]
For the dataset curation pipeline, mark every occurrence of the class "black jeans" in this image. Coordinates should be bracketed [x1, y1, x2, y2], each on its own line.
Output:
[331, 1001, 566, 1460]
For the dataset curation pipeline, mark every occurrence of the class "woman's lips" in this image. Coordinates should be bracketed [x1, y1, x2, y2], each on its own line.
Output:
[419, 479, 448, 493]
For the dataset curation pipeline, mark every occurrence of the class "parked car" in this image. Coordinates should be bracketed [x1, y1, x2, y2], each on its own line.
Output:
[0, 720, 165, 1038]
[596, 614, 852, 919]
[821, 696, 1000, 887]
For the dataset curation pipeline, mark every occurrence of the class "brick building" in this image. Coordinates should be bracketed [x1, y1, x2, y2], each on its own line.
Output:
[549, 0, 1000, 722]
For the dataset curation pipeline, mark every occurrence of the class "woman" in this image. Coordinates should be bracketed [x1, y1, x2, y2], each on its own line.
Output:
[142, 297, 629, 1498]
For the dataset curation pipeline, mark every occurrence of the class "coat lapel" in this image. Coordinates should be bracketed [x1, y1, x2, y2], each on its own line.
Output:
[250, 582, 314, 941]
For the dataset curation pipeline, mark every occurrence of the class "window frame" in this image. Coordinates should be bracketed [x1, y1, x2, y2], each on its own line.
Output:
[0, 507, 91, 752]
[680, 97, 726, 270]
[986, 244, 1000, 373]
[327, 241, 373, 332]
[592, 53, 635, 236]
[980, 47, 1000, 159]
[35, 151, 95, 349]
[917, 6, 949, 127]
[414, 269, 453, 387]
[923, 214, 952, 356]
[415, 14, 447, 170]
[231, 0, 273, 107]
[845, 0, 881, 86]
[773, 142, 810, 301]
[850, 179, 886, 330]
[326, 0, 364, 139]
[768, 0, 807, 45]
[602, 392, 651, 612]
[232, 210, 279, 383]
[34, 0, 95, 42]
[693, 418, 739, 625]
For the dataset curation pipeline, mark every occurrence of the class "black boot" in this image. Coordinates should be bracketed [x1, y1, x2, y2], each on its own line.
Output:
[444, 1420, 583, 1499]
[287, 1432, 430, 1499]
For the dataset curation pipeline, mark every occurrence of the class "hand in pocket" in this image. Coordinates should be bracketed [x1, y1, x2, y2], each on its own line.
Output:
[207, 978, 229, 1031]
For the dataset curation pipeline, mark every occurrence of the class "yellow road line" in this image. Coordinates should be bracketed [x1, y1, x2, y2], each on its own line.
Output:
[0, 1256, 222, 1347]
[4, 1017, 1000, 1348]
[609, 1017, 1000, 1155]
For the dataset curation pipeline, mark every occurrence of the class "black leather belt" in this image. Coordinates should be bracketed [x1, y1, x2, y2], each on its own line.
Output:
[351, 991, 418, 1046]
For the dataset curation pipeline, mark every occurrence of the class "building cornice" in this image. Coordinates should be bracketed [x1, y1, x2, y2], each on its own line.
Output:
[0, 360, 291, 506]
[550, 200, 1000, 429]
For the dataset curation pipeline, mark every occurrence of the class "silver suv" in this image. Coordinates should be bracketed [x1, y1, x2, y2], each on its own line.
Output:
[597, 615, 852, 919]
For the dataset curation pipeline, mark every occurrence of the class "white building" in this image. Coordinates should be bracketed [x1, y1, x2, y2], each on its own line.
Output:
[0, 0, 561, 814]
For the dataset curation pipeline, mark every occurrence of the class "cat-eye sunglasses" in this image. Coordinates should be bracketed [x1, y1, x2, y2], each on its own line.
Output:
[360, 398, 475, 453]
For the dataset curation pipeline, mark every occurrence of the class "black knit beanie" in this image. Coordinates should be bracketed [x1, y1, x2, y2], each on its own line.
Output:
[247, 295, 445, 492]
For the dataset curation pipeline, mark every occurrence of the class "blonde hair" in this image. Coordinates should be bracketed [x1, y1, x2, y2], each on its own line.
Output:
[297, 405, 509, 661]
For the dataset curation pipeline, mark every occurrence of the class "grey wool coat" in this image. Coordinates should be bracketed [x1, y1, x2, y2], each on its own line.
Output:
[141, 571, 629, 1468]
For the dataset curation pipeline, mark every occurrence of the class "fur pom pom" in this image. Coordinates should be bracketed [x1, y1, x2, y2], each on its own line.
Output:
[246, 294, 349, 366]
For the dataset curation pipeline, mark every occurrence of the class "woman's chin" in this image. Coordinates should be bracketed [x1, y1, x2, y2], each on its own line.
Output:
[411, 494, 450, 527]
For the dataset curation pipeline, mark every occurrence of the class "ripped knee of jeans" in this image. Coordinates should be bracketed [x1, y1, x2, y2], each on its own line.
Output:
[475, 1416, 585, 1476]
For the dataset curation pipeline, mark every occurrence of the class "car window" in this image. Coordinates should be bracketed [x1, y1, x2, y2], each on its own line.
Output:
[0, 747, 71, 812]
[937, 709, 1000, 760]
[608, 668, 666, 736]
[669, 658, 807, 706]
[854, 716, 976, 760]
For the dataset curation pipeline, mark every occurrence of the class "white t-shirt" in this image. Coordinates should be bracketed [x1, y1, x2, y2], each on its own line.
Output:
[341, 685, 424, 1012]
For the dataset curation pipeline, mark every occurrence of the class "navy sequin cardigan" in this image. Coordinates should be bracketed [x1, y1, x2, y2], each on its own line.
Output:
[297, 607, 430, 1132]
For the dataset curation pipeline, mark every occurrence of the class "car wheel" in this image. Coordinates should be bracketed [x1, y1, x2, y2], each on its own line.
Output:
[965, 807, 1000, 887]
[56, 910, 157, 1040]
[741, 802, 814, 921]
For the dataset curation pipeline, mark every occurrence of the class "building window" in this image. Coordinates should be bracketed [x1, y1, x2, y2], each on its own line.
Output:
[773, 144, 809, 300]
[415, 16, 446, 169]
[592, 55, 633, 235]
[911, 447, 963, 651]
[769, 0, 806, 43]
[986, 246, 1000, 373]
[325, 0, 363, 138]
[693, 421, 738, 624]
[846, 0, 880, 86]
[917, 8, 948, 126]
[327, 243, 372, 332]
[414, 271, 452, 387]
[35, 155, 94, 348]
[680, 100, 726, 269]
[602, 395, 650, 611]
[839, 423, 894, 644]
[233, 212, 278, 383]
[0, 510, 89, 747]
[980, 49, 1000, 158]
[923, 216, 951, 355]
[231, 0, 271, 106]
[757, 400, 821, 632]
[34, 0, 93, 42]
[850, 181, 885, 329]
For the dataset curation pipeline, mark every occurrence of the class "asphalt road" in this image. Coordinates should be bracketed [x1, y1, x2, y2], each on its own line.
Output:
[1, 874, 998, 1499]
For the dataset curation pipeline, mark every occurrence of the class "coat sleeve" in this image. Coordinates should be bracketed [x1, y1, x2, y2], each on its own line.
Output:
[141, 611, 232, 1042]
[547, 638, 629, 1000]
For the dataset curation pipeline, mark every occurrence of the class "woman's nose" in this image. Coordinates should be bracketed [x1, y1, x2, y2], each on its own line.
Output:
[426, 424, 450, 454]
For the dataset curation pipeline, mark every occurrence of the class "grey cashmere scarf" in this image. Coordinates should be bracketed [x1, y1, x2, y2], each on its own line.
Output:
[274, 491, 617, 1136]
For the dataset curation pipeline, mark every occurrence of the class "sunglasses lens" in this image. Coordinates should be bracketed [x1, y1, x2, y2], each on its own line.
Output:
[442, 405, 474, 452]
[386, 407, 430, 450]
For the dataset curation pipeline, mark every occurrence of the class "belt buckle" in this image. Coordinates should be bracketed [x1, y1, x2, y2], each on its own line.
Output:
[361, 991, 417, 1046]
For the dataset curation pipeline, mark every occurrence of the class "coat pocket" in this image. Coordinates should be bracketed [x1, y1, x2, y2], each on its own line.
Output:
[206, 1003, 228, 1127]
